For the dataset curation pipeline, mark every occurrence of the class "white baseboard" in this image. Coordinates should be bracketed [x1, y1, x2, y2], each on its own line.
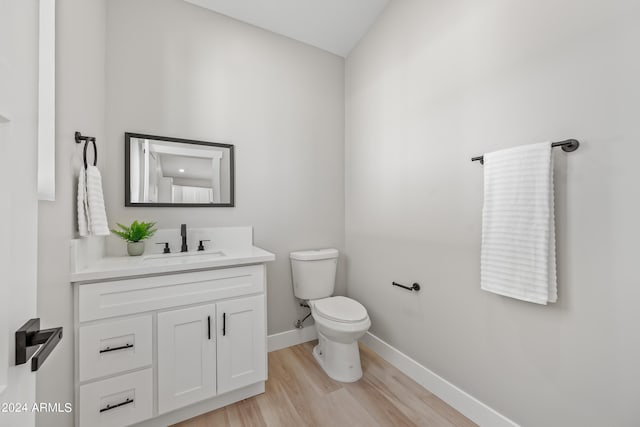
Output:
[360, 332, 519, 427]
[267, 326, 318, 352]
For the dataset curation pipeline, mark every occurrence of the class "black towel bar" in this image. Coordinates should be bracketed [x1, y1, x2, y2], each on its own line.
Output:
[471, 139, 580, 165]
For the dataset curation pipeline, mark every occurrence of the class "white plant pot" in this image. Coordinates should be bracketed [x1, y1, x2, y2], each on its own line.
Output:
[127, 241, 145, 256]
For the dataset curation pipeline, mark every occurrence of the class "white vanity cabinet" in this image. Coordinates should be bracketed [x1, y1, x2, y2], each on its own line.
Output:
[73, 263, 269, 427]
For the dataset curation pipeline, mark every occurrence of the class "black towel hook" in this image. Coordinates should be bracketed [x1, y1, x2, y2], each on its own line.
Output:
[75, 131, 97, 169]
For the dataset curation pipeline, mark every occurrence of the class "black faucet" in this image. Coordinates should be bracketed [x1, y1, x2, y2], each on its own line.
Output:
[180, 224, 188, 252]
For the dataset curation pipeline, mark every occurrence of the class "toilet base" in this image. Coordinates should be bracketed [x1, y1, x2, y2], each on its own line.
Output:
[312, 332, 363, 383]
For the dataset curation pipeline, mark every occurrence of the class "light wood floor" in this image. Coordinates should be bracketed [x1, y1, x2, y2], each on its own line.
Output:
[173, 341, 477, 427]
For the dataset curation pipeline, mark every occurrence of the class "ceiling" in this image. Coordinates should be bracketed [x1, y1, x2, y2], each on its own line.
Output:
[147, 140, 226, 181]
[183, 0, 390, 57]
[159, 154, 213, 181]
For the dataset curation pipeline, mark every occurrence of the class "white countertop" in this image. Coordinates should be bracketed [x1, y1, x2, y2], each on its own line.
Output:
[70, 246, 276, 283]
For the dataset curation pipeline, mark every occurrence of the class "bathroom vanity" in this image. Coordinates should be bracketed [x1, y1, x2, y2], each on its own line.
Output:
[70, 227, 275, 427]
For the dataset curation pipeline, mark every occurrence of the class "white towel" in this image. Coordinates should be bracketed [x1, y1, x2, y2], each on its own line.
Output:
[481, 142, 557, 304]
[77, 167, 89, 237]
[77, 166, 110, 237]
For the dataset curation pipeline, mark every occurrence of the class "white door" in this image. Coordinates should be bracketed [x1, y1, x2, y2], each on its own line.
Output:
[157, 304, 216, 414]
[0, 1, 41, 426]
[217, 295, 266, 394]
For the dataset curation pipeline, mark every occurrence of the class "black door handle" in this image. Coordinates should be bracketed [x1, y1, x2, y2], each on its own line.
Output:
[207, 316, 211, 340]
[223, 313, 226, 336]
[15, 318, 63, 372]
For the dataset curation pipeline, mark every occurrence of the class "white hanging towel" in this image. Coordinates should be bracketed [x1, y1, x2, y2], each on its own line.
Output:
[77, 167, 89, 237]
[77, 165, 110, 236]
[481, 142, 557, 304]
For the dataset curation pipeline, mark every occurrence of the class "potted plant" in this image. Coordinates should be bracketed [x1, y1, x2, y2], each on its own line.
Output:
[111, 220, 157, 256]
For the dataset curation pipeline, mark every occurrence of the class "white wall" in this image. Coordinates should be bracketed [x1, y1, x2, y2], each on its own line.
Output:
[0, 1, 39, 425]
[105, 0, 345, 335]
[345, 0, 640, 426]
[36, 0, 107, 426]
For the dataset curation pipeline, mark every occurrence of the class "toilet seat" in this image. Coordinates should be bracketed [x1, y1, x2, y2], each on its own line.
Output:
[312, 296, 368, 323]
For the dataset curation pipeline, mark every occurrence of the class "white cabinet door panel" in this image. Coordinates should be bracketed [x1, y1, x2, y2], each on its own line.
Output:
[158, 304, 216, 414]
[217, 295, 266, 394]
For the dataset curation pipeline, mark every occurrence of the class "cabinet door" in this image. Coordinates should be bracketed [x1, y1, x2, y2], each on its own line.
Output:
[157, 304, 216, 414]
[217, 295, 266, 394]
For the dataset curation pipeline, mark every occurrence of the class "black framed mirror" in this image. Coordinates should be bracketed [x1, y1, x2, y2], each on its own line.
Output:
[125, 133, 234, 207]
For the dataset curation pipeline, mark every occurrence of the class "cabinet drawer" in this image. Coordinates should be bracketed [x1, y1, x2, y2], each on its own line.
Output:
[79, 368, 152, 427]
[79, 316, 152, 382]
[78, 264, 265, 321]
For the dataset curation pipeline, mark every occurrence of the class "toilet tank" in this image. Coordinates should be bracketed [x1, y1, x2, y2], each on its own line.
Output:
[290, 249, 339, 300]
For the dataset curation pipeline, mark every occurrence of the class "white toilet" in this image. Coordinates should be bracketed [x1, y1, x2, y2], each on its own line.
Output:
[290, 248, 371, 382]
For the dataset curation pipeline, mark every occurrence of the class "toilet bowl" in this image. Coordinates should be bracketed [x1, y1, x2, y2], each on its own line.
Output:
[310, 296, 371, 382]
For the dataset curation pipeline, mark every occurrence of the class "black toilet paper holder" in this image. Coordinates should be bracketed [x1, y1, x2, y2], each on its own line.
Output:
[392, 281, 421, 292]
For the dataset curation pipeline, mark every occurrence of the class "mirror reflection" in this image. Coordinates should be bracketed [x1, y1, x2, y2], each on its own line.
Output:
[125, 133, 234, 206]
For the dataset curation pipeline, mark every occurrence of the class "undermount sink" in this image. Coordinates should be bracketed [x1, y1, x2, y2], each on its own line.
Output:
[142, 250, 226, 264]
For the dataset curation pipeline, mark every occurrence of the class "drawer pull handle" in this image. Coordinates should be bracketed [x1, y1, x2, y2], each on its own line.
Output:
[99, 397, 134, 413]
[99, 343, 133, 354]
[207, 316, 211, 340]
[223, 313, 226, 336]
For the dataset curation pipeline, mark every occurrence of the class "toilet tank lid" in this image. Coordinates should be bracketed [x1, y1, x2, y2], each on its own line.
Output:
[290, 248, 339, 261]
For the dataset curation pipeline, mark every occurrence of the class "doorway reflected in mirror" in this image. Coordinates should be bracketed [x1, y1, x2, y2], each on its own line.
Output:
[125, 133, 234, 207]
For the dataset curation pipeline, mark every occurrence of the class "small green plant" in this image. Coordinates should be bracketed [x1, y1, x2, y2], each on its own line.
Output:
[111, 220, 157, 243]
